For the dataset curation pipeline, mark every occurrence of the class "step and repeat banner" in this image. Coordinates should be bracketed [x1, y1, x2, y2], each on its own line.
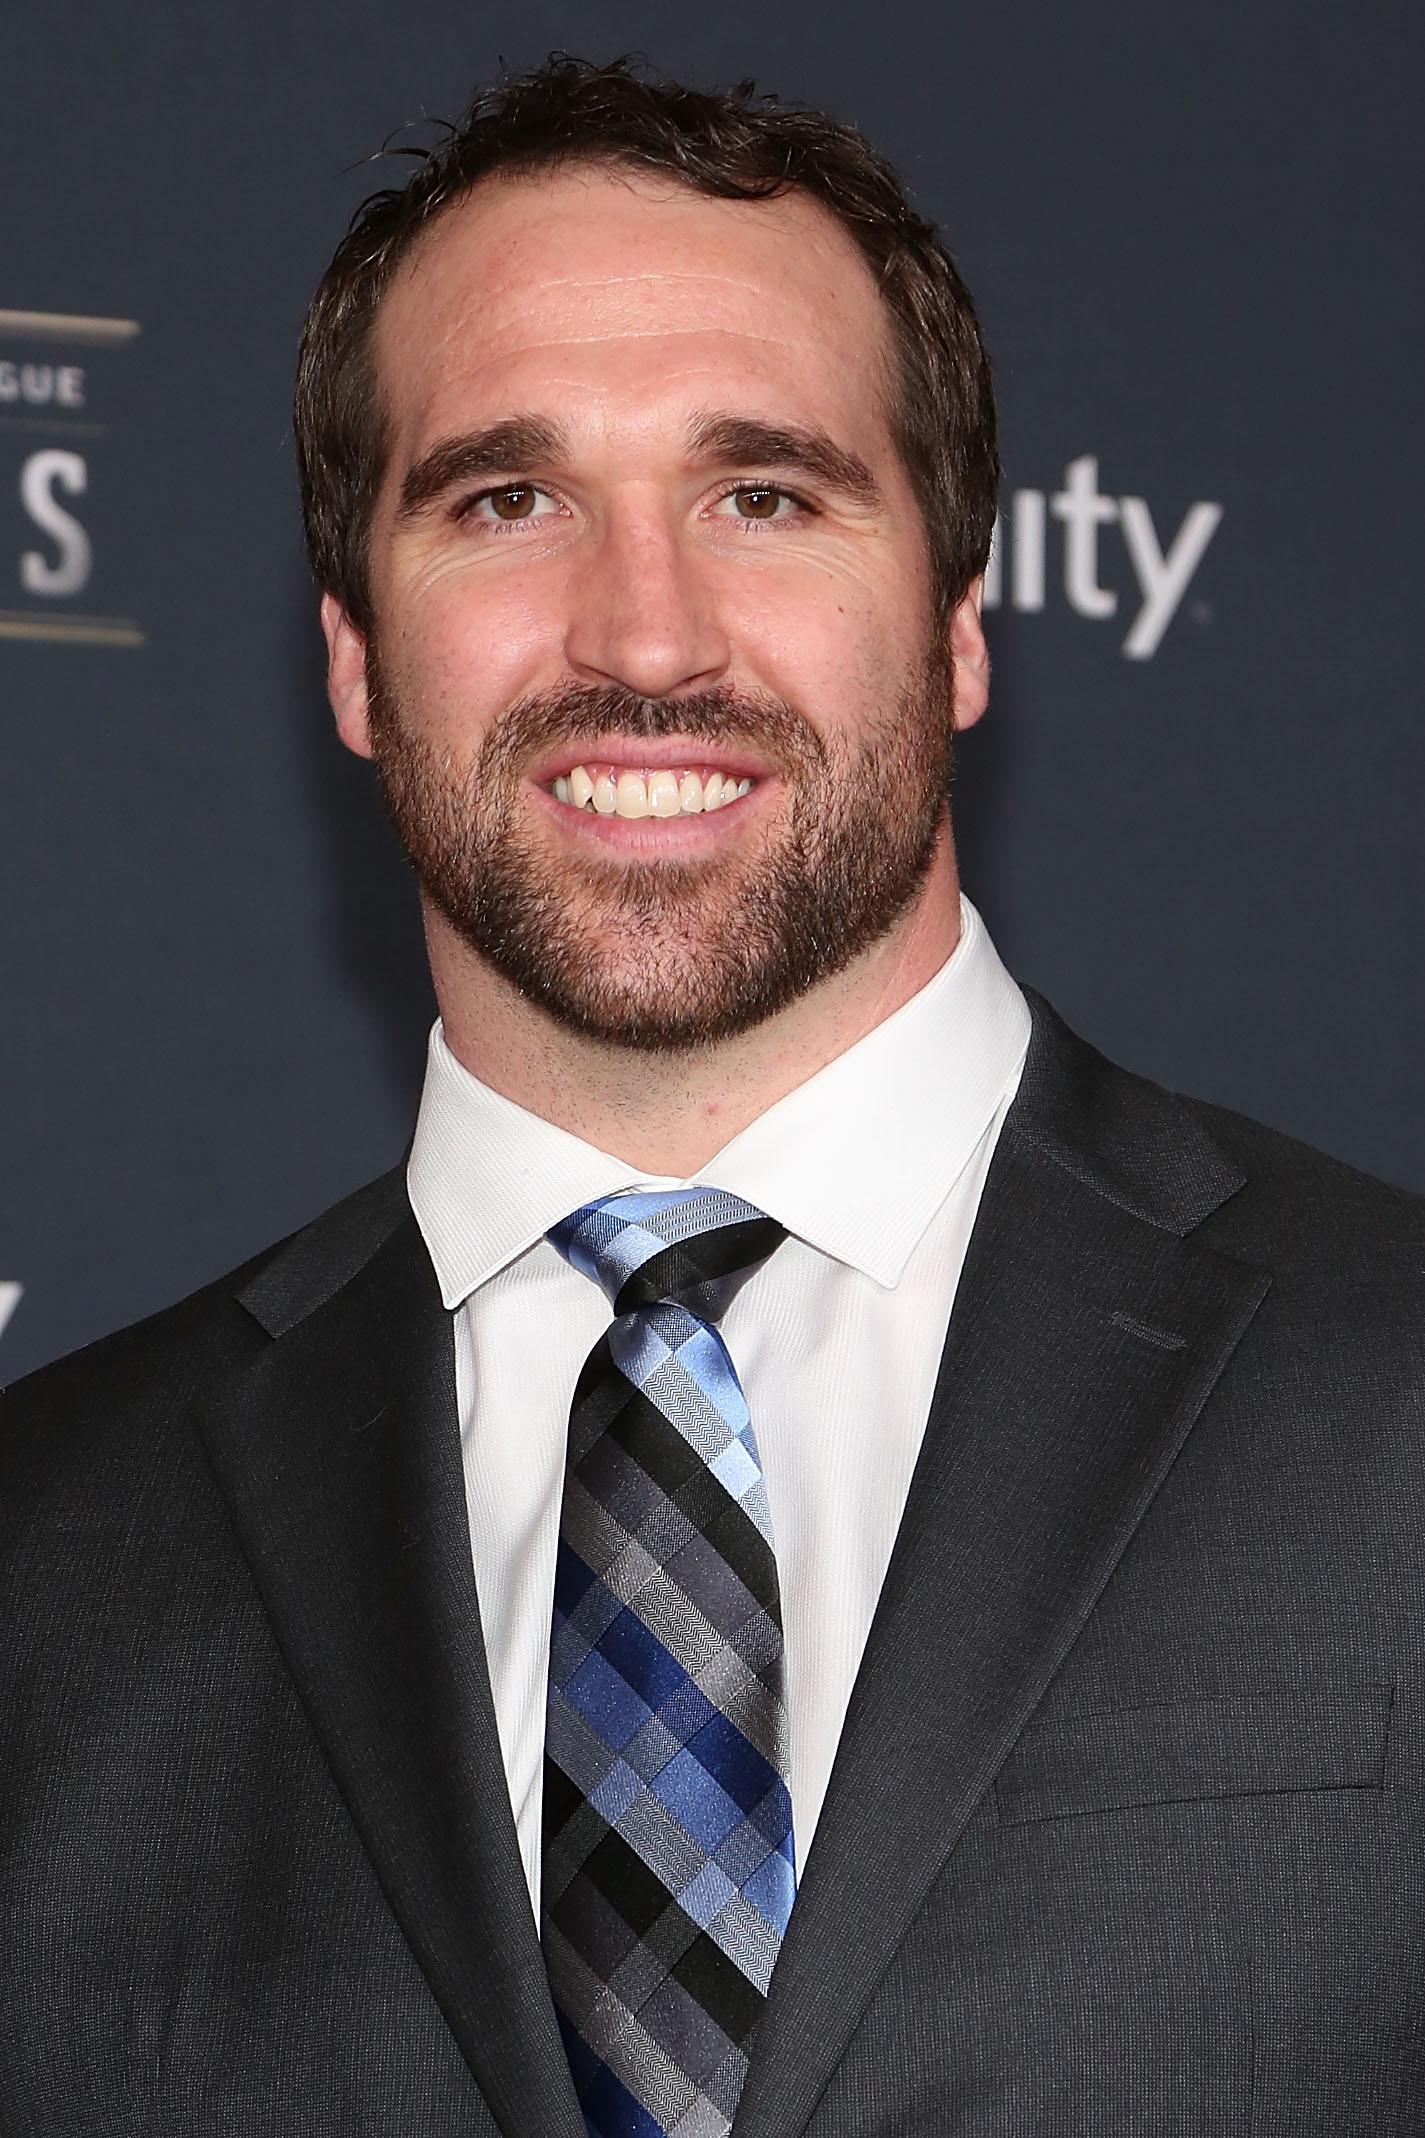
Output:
[2, 1, 1421, 1379]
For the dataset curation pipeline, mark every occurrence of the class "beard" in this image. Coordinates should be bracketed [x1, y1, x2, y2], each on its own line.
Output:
[365, 644, 954, 1053]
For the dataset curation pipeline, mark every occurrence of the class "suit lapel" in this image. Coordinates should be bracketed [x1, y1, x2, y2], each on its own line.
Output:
[198, 1190, 585, 2138]
[734, 1002, 1271, 2138]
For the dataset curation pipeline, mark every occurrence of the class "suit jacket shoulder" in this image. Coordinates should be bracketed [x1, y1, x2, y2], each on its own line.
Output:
[1018, 985, 1425, 1271]
[0, 1165, 411, 1477]
[1181, 1081, 1425, 1265]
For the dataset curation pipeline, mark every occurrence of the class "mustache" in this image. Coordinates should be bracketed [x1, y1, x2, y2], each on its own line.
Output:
[477, 681, 827, 775]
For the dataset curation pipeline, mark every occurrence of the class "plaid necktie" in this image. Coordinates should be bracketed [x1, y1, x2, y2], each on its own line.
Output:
[543, 1187, 795, 2138]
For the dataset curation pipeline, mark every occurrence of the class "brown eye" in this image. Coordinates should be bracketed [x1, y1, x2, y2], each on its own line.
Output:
[732, 485, 783, 520]
[489, 485, 537, 520]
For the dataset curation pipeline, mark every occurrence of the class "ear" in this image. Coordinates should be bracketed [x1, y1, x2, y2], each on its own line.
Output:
[321, 592, 375, 760]
[948, 577, 990, 733]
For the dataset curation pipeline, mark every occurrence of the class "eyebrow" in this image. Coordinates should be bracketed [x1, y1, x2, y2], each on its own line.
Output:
[396, 417, 567, 519]
[686, 413, 881, 508]
[394, 409, 883, 519]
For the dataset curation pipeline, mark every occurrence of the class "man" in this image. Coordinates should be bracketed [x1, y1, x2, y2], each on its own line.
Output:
[2, 54, 1424, 2138]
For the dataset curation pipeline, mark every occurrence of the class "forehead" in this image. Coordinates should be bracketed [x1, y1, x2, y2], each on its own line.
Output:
[372, 164, 896, 456]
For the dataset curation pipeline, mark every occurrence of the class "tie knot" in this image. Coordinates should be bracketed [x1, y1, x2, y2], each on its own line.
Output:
[549, 1186, 786, 1321]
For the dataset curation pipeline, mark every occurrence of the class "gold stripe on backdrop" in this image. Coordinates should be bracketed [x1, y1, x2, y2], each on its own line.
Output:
[0, 310, 141, 345]
[0, 611, 145, 647]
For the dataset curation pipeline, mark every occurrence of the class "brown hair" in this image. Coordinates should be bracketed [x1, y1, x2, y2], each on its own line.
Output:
[293, 55, 998, 630]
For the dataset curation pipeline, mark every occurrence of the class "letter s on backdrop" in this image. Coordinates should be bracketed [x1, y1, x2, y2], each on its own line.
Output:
[20, 449, 92, 596]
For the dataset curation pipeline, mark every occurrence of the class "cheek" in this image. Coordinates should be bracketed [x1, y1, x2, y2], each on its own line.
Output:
[381, 555, 571, 736]
[719, 557, 925, 713]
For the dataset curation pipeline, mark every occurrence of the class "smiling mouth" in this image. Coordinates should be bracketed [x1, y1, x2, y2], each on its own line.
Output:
[549, 762, 755, 819]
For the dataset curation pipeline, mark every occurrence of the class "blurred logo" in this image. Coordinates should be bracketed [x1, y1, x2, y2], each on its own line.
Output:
[0, 308, 143, 647]
[984, 455, 1222, 659]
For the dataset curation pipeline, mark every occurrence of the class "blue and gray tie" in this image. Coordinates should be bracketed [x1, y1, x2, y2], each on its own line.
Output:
[543, 1187, 795, 2138]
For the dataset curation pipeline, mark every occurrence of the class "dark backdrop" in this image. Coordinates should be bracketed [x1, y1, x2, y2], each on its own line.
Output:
[2, 0, 1421, 1381]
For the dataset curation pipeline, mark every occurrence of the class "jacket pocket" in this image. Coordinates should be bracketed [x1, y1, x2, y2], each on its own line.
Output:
[995, 1686, 1393, 1825]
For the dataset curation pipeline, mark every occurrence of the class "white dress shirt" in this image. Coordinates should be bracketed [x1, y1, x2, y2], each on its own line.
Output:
[407, 896, 1030, 1915]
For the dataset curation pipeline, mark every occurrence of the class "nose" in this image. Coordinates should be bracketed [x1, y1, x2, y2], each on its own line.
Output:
[563, 491, 731, 698]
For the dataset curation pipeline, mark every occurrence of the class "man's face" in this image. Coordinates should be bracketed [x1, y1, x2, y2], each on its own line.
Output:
[327, 165, 987, 1049]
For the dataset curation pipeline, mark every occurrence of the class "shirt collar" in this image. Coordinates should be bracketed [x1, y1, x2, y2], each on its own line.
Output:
[407, 895, 1030, 1306]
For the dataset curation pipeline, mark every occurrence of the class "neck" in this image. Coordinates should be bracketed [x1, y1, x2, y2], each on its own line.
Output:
[426, 834, 963, 1175]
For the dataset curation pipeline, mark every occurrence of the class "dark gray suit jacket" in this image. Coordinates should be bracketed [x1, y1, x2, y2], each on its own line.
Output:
[4, 994, 1425, 2136]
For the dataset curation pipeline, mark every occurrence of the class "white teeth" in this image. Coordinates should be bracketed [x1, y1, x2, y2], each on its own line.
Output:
[559, 762, 752, 816]
[615, 770, 649, 818]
